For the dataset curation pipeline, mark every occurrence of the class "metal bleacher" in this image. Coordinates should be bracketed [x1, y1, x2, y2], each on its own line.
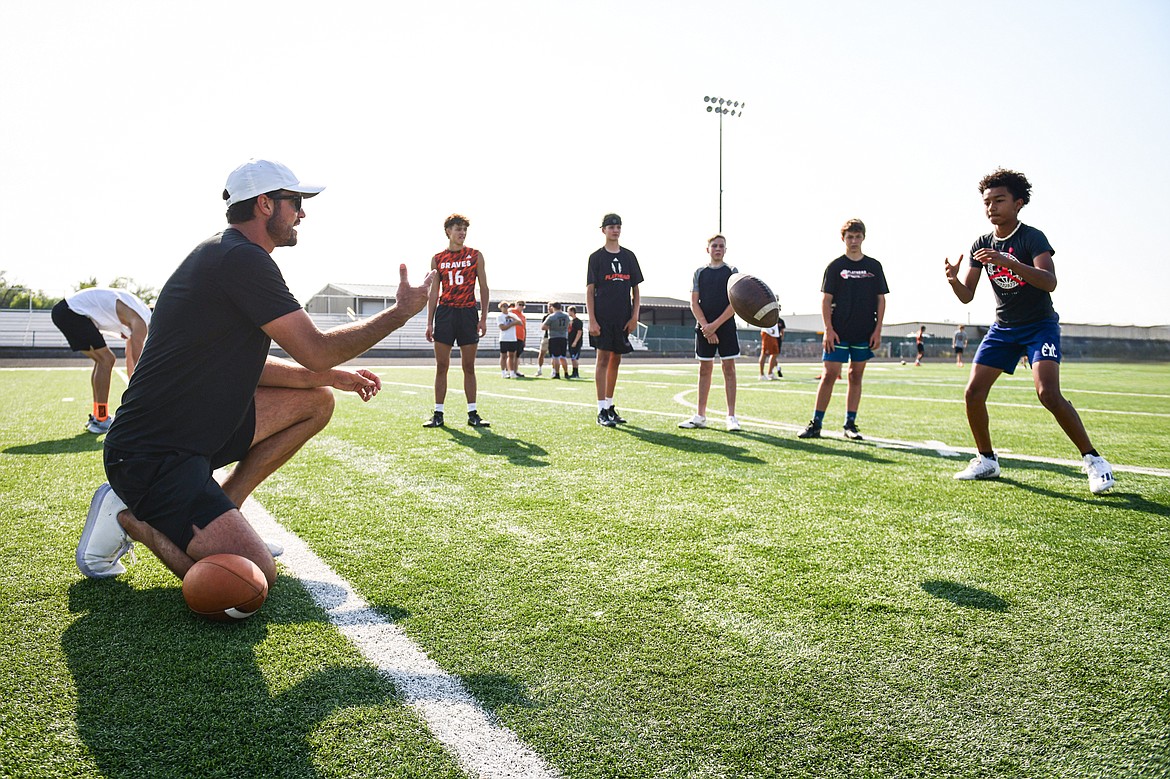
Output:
[0, 309, 69, 348]
[1, 308, 614, 355]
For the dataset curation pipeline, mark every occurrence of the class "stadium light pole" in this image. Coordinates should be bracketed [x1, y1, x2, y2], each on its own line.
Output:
[703, 96, 745, 232]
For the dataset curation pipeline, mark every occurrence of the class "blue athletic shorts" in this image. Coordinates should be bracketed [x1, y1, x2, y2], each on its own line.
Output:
[823, 342, 874, 363]
[973, 317, 1061, 375]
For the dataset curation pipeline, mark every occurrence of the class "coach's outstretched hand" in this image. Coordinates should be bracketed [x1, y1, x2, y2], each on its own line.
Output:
[394, 264, 437, 318]
[331, 368, 382, 402]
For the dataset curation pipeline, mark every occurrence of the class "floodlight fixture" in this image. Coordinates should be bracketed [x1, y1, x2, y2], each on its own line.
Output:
[700, 95, 747, 231]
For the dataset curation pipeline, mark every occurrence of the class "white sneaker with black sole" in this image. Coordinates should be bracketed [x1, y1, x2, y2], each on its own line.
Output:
[678, 415, 706, 429]
[725, 416, 741, 431]
[954, 454, 1001, 481]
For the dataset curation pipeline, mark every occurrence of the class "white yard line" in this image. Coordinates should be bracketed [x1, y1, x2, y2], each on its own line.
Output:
[242, 496, 561, 779]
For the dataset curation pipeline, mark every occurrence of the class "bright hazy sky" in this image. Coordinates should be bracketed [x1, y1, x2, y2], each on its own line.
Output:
[2, 1, 1167, 326]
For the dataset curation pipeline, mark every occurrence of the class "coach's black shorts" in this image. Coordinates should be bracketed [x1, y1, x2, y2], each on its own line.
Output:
[549, 337, 568, 358]
[499, 340, 522, 353]
[434, 306, 480, 347]
[51, 300, 106, 352]
[589, 320, 633, 354]
[695, 320, 740, 360]
[104, 402, 256, 551]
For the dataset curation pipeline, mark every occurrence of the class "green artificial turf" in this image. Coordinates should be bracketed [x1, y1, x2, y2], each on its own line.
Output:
[1, 361, 1167, 778]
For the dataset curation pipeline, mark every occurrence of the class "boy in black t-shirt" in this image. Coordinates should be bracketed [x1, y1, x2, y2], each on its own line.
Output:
[798, 219, 888, 441]
[585, 213, 643, 427]
[679, 235, 741, 431]
[944, 168, 1114, 493]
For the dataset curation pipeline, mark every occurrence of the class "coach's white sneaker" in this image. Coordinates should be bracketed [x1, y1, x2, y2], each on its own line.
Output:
[725, 416, 741, 431]
[954, 454, 1001, 481]
[264, 539, 285, 558]
[1083, 454, 1115, 494]
[76, 483, 134, 578]
[678, 414, 706, 429]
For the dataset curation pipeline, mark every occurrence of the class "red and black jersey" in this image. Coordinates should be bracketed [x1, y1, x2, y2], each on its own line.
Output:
[433, 246, 480, 308]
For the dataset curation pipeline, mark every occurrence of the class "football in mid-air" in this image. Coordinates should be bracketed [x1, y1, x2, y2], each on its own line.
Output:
[182, 553, 269, 621]
[727, 273, 780, 328]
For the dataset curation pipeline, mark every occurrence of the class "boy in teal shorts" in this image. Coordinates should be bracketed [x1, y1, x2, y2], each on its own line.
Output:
[798, 218, 888, 440]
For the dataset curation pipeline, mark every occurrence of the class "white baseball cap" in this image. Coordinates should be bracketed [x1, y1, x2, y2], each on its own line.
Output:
[222, 159, 325, 207]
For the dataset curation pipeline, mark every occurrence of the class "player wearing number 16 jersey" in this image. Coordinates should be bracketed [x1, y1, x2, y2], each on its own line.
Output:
[425, 214, 490, 428]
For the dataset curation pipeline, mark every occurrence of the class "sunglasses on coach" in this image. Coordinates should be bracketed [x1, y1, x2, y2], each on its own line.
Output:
[266, 193, 303, 211]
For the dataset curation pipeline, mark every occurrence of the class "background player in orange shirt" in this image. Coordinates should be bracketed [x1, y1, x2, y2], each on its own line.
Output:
[424, 214, 490, 428]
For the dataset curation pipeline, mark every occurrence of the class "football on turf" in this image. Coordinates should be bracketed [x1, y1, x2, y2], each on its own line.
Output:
[727, 274, 780, 328]
[182, 553, 268, 621]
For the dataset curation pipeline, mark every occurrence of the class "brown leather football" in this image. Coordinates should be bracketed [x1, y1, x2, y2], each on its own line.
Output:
[182, 553, 268, 621]
[727, 274, 780, 328]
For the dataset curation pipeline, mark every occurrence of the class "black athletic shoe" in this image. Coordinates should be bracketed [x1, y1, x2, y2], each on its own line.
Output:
[423, 411, 445, 428]
[843, 422, 863, 440]
[797, 420, 822, 439]
[609, 407, 627, 424]
[467, 411, 490, 428]
[571, 370, 580, 378]
[597, 410, 617, 428]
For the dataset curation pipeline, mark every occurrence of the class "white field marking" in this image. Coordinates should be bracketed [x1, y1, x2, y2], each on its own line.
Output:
[371, 378, 1170, 478]
[242, 495, 561, 779]
[925, 440, 964, 458]
[737, 387, 1170, 418]
[62, 397, 74, 402]
[378, 380, 692, 420]
[665, 388, 1170, 478]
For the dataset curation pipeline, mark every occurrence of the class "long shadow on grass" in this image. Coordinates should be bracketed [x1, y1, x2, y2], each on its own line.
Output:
[614, 425, 766, 464]
[439, 426, 549, 467]
[4, 432, 104, 455]
[733, 428, 896, 464]
[62, 576, 406, 778]
[921, 580, 1010, 611]
[997, 461, 1170, 515]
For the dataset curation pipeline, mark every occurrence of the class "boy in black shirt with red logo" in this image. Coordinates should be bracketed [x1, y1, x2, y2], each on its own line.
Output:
[944, 168, 1113, 493]
[585, 213, 643, 427]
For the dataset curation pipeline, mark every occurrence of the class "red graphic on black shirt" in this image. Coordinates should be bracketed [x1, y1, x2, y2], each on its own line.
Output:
[986, 246, 1026, 291]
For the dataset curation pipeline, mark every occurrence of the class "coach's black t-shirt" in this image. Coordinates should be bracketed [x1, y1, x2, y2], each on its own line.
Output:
[968, 223, 1057, 326]
[106, 229, 302, 457]
[821, 254, 889, 343]
[586, 247, 643, 323]
[692, 263, 738, 322]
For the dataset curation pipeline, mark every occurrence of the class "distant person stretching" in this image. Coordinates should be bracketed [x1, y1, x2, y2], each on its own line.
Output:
[798, 218, 888, 441]
[944, 168, 1114, 493]
[586, 213, 642, 427]
[51, 287, 152, 433]
[424, 214, 490, 428]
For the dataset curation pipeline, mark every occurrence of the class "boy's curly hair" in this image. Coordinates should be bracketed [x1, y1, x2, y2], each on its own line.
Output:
[978, 169, 1032, 205]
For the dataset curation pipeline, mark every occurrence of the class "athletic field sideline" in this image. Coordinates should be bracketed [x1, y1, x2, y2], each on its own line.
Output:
[2, 361, 1167, 778]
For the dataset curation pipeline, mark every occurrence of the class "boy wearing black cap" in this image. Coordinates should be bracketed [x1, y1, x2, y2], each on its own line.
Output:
[586, 213, 643, 427]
